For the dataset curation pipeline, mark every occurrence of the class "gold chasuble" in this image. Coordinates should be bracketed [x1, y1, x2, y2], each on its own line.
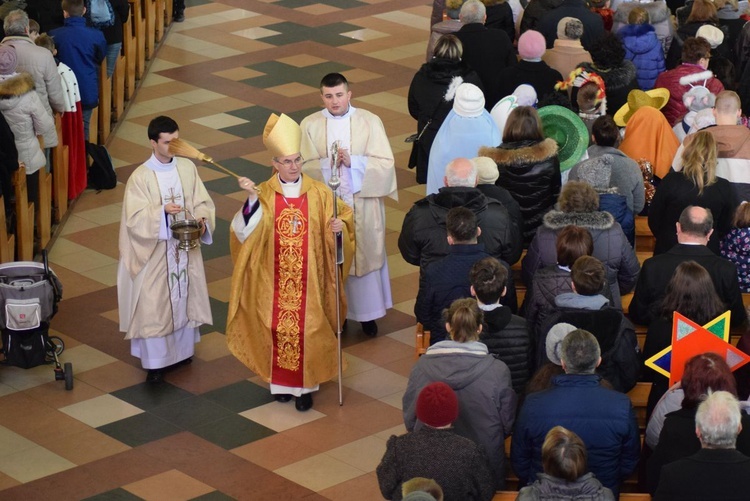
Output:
[227, 174, 354, 388]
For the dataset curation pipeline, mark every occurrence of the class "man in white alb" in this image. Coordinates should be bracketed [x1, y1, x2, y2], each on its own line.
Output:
[300, 72, 397, 336]
[118, 115, 215, 383]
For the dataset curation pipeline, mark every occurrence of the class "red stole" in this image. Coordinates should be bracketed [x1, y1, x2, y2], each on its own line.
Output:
[270, 192, 309, 387]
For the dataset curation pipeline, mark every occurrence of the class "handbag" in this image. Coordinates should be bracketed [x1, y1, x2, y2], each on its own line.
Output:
[405, 119, 431, 143]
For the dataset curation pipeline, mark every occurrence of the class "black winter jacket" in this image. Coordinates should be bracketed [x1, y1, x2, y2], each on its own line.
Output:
[480, 138, 560, 245]
[480, 306, 532, 394]
[408, 59, 483, 184]
[398, 187, 523, 270]
[577, 61, 639, 116]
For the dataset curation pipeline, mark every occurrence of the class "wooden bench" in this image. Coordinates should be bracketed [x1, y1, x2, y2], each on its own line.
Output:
[493, 492, 651, 500]
[144, 0, 156, 60]
[130, 0, 146, 80]
[50, 114, 68, 223]
[13, 168, 34, 261]
[415, 322, 430, 358]
[0, 197, 15, 263]
[123, 2, 137, 99]
[98, 59, 112, 143]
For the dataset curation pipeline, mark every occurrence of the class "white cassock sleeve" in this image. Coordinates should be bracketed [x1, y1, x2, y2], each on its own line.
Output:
[231, 196, 263, 244]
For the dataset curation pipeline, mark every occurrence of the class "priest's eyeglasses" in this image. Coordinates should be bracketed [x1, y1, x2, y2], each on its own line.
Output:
[273, 156, 304, 167]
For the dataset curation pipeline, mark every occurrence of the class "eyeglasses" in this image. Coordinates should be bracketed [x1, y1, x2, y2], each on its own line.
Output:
[273, 156, 304, 167]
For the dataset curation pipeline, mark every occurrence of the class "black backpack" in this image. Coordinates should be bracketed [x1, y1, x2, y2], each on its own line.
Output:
[86, 142, 117, 190]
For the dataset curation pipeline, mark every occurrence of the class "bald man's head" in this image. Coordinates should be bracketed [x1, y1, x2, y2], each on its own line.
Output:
[677, 205, 714, 242]
[444, 158, 478, 187]
[714, 91, 742, 125]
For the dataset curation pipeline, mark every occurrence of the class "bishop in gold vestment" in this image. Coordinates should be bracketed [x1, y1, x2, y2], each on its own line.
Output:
[226, 114, 353, 410]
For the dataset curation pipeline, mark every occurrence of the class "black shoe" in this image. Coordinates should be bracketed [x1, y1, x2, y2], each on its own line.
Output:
[274, 393, 293, 403]
[173, 11, 185, 22]
[362, 320, 378, 337]
[295, 393, 313, 412]
[146, 369, 164, 384]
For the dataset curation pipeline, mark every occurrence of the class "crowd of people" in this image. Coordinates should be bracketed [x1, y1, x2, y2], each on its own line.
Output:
[390, 0, 750, 498]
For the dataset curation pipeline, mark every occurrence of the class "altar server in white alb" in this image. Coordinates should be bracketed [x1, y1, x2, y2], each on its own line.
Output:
[300, 72, 398, 336]
[118, 115, 215, 384]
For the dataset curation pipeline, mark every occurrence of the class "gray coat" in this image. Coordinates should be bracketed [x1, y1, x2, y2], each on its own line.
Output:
[403, 340, 517, 490]
[517, 472, 616, 501]
[1, 36, 65, 148]
[570, 145, 646, 214]
[522, 210, 640, 309]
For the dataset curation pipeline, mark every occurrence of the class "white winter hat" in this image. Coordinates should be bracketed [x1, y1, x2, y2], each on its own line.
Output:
[453, 83, 485, 117]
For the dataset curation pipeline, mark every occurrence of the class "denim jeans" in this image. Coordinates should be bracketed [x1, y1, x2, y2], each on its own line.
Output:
[106, 43, 122, 78]
[83, 107, 94, 143]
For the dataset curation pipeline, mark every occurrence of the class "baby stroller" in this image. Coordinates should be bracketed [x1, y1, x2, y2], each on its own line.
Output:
[0, 251, 71, 390]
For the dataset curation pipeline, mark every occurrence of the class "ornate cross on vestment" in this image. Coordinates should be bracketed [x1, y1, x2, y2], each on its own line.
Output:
[165, 188, 182, 205]
[291, 215, 302, 235]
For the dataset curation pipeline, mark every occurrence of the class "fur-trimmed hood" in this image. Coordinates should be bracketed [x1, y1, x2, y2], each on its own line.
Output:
[613, 1, 669, 24]
[543, 209, 614, 230]
[0, 72, 35, 99]
[479, 138, 558, 166]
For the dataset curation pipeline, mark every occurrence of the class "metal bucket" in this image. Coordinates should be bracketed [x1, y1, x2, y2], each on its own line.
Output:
[170, 209, 201, 251]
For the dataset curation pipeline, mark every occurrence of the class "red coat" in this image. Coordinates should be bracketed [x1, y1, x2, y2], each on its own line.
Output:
[654, 64, 724, 125]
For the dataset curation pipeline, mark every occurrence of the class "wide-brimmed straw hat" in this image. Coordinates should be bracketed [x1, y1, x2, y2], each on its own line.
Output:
[614, 88, 670, 127]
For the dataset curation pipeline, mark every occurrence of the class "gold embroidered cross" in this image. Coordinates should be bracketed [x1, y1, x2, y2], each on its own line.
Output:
[165, 188, 182, 205]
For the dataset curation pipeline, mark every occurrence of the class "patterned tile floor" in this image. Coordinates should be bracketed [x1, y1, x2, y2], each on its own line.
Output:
[0, 0, 430, 499]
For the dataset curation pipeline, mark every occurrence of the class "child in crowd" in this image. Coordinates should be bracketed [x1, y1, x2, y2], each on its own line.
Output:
[721, 202, 750, 293]
[618, 7, 665, 90]
[35, 33, 88, 199]
[28, 19, 40, 41]
[588, 0, 614, 31]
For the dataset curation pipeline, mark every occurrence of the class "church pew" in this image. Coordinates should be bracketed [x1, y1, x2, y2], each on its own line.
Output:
[155, 0, 165, 42]
[636, 216, 654, 253]
[144, 0, 156, 60]
[36, 168, 52, 250]
[98, 59, 112, 143]
[415, 322, 430, 358]
[165, 0, 173, 24]
[123, 2, 137, 99]
[13, 168, 34, 261]
[0, 196, 15, 263]
[492, 492, 651, 500]
[130, 0, 146, 79]
[51, 114, 68, 222]
[113, 51, 126, 121]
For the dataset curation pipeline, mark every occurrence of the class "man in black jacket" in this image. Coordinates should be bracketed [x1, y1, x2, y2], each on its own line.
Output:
[454, 0, 516, 110]
[629, 206, 746, 327]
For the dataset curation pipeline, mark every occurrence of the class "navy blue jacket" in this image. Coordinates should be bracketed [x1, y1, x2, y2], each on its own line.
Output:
[511, 373, 640, 497]
[50, 17, 106, 109]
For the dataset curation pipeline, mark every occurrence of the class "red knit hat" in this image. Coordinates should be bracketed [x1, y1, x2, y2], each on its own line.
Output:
[416, 382, 459, 428]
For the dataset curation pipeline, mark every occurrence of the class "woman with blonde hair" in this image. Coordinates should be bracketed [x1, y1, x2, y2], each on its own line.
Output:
[648, 130, 738, 255]
[516, 426, 615, 501]
[403, 297, 516, 492]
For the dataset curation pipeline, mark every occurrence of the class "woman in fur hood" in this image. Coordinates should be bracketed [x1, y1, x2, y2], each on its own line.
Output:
[521, 181, 640, 309]
[479, 106, 560, 245]
[0, 45, 55, 180]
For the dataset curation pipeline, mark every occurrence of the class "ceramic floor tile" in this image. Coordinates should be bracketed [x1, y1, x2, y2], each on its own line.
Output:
[0, 383, 16, 398]
[74, 204, 124, 226]
[49, 248, 119, 274]
[44, 428, 131, 465]
[194, 332, 231, 362]
[97, 412, 182, 448]
[75, 361, 148, 393]
[0, 364, 65, 391]
[317, 472, 383, 501]
[385, 326, 417, 348]
[58, 344, 118, 373]
[191, 113, 249, 130]
[0, 446, 76, 483]
[373, 424, 407, 441]
[150, 395, 235, 430]
[191, 413, 276, 449]
[324, 436, 386, 473]
[239, 401, 326, 432]
[124, 469, 214, 500]
[338, 353, 378, 377]
[23, 377, 106, 410]
[83, 263, 119, 287]
[60, 394, 144, 428]
[280, 417, 370, 452]
[342, 367, 408, 400]
[274, 453, 365, 492]
[344, 336, 413, 366]
[231, 433, 322, 471]
[0, 426, 37, 458]
[111, 382, 195, 411]
[377, 391, 404, 410]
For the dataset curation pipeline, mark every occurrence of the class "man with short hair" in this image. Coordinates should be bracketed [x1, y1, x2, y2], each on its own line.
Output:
[227, 113, 354, 412]
[454, 0, 516, 110]
[654, 391, 750, 500]
[414, 207, 489, 345]
[673, 91, 750, 201]
[300, 72, 397, 337]
[118, 116, 215, 384]
[536, 0, 605, 49]
[629, 205, 746, 326]
[654, 37, 724, 126]
[511, 329, 640, 497]
[471, 257, 531, 394]
[400, 157, 521, 271]
[1, 9, 64, 148]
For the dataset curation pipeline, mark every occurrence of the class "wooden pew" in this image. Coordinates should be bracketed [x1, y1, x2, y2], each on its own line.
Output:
[112, 51, 126, 121]
[123, 1, 137, 99]
[493, 492, 651, 500]
[635, 216, 653, 253]
[155, 0, 165, 42]
[415, 322, 430, 358]
[36, 169, 52, 250]
[0, 197, 15, 263]
[165, 0, 173, 24]
[130, 0, 146, 80]
[13, 168, 34, 261]
[628, 381, 651, 430]
[98, 59, 112, 143]
[144, 0, 156, 60]
[51, 114, 68, 223]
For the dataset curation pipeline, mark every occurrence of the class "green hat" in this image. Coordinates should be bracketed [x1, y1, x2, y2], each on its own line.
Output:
[538, 105, 589, 172]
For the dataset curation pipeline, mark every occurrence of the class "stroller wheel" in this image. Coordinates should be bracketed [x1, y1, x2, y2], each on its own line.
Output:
[64, 362, 73, 391]
[47, 336, 64, 357]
